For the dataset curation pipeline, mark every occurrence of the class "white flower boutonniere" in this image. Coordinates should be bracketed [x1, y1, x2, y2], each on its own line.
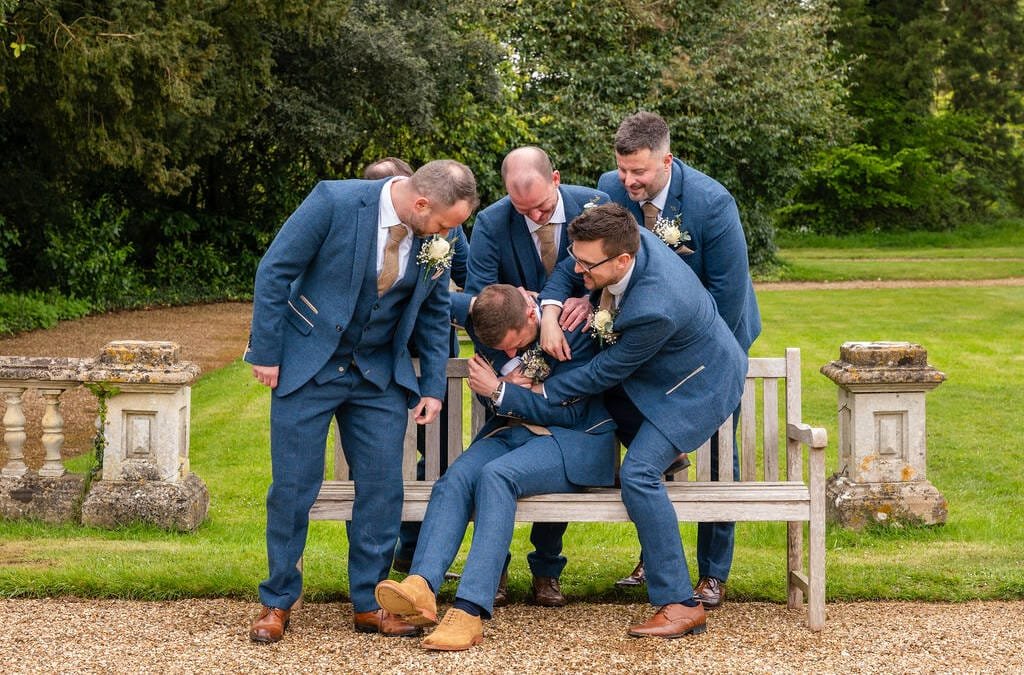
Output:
[520, 344, 552, 382]
[416, 234, 456, 280]
[653, 213, 693, 253]
[588, 307, 619, 347]
[582, 195, 603, 210]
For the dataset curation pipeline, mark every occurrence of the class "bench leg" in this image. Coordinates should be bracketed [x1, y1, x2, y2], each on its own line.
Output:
[786, 521, 803, 609]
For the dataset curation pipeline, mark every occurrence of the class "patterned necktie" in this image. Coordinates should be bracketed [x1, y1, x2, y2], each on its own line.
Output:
[377, 224, 408, 296]
[536, 223, 558, 274]
[641, 201, 660, 231]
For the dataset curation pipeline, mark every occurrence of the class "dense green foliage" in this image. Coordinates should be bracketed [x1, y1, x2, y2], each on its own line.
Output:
[780, 0, 1024, 234]
[1, 1, 1020, 309]
[0, 0, 849, 306]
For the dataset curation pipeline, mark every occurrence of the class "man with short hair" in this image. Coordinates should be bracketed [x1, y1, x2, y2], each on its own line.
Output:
[565, 111, 761, 606]
[539, 203, 746, 638]
[452, 146, 608, 607]
[374, 283, 617, 651]
[361, 158, 468, 577]
[245, 160, 478, 643]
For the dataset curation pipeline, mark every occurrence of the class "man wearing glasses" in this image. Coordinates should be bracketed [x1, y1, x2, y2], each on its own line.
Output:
[538, 203, 746, 638]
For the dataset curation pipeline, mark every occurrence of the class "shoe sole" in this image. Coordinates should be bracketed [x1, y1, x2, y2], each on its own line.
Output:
[374, 582, 438, 627]
[421, 635, 484, 651]
[614, 579, 644, 588]
[353, 623, 422, 637]
[627, 622, 707, 639]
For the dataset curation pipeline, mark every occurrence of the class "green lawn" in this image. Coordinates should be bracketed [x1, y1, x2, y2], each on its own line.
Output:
[2, 263, 1022, 604]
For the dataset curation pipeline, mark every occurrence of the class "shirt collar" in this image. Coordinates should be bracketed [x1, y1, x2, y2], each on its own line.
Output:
[606, 258, 636, 301]
[379, 177, 407, 231]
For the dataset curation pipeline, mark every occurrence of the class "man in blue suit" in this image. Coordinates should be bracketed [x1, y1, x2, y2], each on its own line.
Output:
[374, 283, 617, 651]
[451, 146, 608, 608]
[362, 158, 468, 577]
[245, 160, 478, 643]
[595, 111, 761, 607]
[540, 203, 746, 637]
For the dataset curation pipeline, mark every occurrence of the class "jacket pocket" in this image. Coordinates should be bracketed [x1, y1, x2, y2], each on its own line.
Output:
[286, 300, 314, 335]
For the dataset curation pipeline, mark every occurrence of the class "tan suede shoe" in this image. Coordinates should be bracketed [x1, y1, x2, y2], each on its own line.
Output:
[420, 608, 483, 651]
[374, 574, 438, 626]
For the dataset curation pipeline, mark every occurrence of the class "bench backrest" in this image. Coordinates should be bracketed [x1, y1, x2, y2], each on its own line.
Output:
[329, 348, 805, 484]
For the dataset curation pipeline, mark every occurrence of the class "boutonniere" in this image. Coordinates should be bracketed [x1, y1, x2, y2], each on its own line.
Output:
[582, 195, 603, 210]
[416, 234, 457, 280]
[652, 213, 693, 253]
[588, 307, 619, 347]
[520, 344, 551, 382]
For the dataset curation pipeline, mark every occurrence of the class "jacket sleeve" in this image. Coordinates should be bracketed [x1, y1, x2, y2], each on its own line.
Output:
[700, 192, 752, 337]
[411, 269, 454, 401]
[464, 213, 501, 296]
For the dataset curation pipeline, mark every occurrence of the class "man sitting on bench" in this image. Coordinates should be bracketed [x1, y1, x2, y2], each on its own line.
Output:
[374, 283, 617, 651]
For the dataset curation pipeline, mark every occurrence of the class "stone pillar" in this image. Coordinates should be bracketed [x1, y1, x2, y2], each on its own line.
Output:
[80, 341, 209, 532]
[821, 341, 947, 529]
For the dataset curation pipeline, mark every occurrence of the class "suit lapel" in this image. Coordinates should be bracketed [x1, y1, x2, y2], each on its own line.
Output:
[663, 160, 685, 221]
[350, 192, 378, 294]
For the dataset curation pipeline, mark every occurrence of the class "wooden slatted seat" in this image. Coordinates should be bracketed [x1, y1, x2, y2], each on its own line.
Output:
[310, 348, 827, 630]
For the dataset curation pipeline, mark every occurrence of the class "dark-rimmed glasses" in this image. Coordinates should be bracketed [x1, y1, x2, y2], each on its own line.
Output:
[567, 243, 617, 273]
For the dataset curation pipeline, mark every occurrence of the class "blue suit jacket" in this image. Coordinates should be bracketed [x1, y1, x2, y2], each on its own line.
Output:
[598, 158, 761, 351]
[450, 184, 608, 324]
[542, 230, 747, 454]
[245, 179, 451, 402]
[475, 317, 618, 487]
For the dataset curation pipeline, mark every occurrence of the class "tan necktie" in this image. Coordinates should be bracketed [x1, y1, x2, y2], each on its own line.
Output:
[599, 288, 615, 311]
[641, 201, 660, 230]
[536, 223, 558, 274]
[377, 224, 408, 296]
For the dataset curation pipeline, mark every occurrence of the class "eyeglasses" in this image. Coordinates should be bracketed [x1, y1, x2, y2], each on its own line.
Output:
[567, 243, 617, 273]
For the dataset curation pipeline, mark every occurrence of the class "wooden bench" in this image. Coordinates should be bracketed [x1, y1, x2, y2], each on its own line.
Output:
[311, 348, 827, 630]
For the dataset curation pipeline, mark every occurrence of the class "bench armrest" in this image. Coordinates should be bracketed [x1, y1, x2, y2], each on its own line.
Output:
[787, 422, 828, 450]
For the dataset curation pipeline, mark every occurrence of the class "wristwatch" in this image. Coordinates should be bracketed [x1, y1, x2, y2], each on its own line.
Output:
[489, 382, 504, 404]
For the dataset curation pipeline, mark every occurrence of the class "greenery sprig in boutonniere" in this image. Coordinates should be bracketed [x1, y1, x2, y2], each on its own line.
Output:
[652, 213, 693, 253]
[416, 234, 457, 280]
[588, 307, 619, 347]
[520, 344, 551, 382]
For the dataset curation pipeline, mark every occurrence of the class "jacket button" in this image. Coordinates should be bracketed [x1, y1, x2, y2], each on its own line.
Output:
[335, 325, 342, 332]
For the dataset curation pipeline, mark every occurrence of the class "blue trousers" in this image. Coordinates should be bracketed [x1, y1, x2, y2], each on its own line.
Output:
[409, 426, 577, 616]
[619, 421, 694, 606]
[260, 369, 407, 613]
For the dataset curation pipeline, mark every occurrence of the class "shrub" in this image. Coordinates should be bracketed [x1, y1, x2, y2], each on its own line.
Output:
[44, 196, 142, 308]
[0, 291, 92, 337]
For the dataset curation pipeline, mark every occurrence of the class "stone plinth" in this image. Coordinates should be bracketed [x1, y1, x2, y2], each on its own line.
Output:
[81, 341, 208, 531]
[0, 473, 84, 523]
[80, 472, 209, 532]
[821, 341, 947, 529]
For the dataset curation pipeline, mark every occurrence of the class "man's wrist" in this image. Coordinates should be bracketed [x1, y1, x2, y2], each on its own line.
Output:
[490, 381, 505, 405]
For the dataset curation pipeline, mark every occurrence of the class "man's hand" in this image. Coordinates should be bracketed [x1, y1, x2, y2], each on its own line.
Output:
[560, 295, 592, 332]
[413, 396, 443, 425]
[252, 365, 279, 389]
[540, 305, 572, 361]
[467, 354, 500, 396]
[502, 367, 533, 389]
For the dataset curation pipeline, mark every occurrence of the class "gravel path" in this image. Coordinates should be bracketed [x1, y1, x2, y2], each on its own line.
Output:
[3, 598, 1023, 673]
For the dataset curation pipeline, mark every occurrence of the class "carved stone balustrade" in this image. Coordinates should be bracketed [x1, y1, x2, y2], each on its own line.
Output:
[0, 341, 209, 531]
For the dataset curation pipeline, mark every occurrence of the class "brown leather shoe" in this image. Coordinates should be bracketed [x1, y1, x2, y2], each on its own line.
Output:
[249, 605, 290, 644]
[374, 574, 438, 627]
[492, 570, 509, 608]
[614, 559, 646, 588]
[420, 608, 483, 651]
[628, 603, 707, 638]
[664, 452, 691, 477]
[530, 575, 567, 607]
[694, 576, 726, 609]
[353, 608, 422, 637]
